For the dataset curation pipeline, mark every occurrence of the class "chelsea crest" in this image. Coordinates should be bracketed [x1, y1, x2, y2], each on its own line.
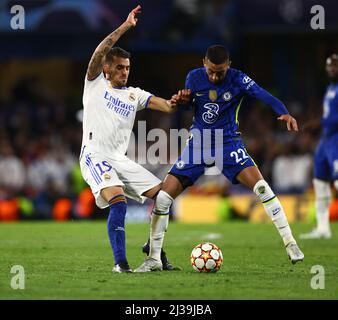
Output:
[223, 91, 232, 101]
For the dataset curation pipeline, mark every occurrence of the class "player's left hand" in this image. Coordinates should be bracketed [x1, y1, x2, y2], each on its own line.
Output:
[277, 114, 298, 132]
[126, 5, 141, 27]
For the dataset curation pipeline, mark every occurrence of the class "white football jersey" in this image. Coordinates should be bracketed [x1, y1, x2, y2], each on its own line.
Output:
[81, 72, 152, 158]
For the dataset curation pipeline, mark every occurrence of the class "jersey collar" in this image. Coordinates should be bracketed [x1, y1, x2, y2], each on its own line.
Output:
[107, 80, 127, 90]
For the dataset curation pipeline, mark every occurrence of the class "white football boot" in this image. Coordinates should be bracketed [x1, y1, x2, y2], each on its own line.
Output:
[285, 243, 304, 264]
[134, 258, 162, 273]
[299, 228, 332, 239]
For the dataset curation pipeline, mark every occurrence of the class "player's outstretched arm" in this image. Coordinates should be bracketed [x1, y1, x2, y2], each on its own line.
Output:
[246, 83, 298, 132]
[147, 89, 191, 113]
[277, 114, 299, 132]
[86, 5, 141, 80]
[147, 96, 178, 113]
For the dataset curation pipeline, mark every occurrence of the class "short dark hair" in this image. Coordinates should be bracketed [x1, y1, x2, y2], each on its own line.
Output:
[205, 45, 230, 64]
[104, 47, 131, 65]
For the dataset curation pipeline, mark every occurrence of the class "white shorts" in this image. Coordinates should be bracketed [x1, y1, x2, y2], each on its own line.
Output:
[79, 149, 161, 209]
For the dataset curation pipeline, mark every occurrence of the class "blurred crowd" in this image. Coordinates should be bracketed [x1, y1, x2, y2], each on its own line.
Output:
[0, 77, 87, 220]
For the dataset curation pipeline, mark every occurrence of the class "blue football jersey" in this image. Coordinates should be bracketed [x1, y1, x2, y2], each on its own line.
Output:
[185, 67, 288, 140]
[322, 82, 338, 137]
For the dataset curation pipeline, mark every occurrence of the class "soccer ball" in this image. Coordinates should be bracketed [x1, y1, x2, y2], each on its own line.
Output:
[190, 242, 223, 273]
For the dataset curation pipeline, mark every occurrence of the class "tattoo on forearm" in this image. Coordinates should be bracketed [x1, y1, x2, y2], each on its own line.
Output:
[87, 24, 129, 79]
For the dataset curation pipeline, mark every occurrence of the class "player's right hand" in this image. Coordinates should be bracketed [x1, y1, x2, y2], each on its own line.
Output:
[176, 89, 191, 104]
[126, 5, 141, 27]
[277, 114, 299, 132]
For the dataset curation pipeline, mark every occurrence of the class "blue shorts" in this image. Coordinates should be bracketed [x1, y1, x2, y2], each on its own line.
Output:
[313, 134, 338, 181]
[169, 137, 256, 185]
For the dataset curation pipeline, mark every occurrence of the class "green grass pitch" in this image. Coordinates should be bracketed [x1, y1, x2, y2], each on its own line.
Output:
[0, 221, 337, 299]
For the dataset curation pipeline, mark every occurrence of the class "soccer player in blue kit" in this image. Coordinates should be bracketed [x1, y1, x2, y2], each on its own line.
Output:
[136, 45, 304, 272]
[300, 54, 338, 239]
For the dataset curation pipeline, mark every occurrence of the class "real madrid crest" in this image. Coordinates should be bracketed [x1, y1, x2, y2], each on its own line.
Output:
[223, 91, 232, 101]
[129, 92, 136, 102]
[104, 173, 111, 181]
[209, 90, 217, 102]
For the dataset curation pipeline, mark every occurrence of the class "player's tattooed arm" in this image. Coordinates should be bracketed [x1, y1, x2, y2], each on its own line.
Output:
[86, 5, 141, 81]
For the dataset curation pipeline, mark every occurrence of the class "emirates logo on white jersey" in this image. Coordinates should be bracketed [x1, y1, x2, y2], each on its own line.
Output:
[104, 91, 135, 117]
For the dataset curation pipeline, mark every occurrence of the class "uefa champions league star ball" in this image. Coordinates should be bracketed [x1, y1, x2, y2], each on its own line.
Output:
[190, 242, 223, 273]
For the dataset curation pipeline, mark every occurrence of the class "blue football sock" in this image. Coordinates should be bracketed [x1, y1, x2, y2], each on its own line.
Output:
[107, 195, 127, 265]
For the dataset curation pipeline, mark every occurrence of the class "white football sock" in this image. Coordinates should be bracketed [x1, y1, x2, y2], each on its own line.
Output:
[313, 178, 331, 233]
[253, 180, 295, 246]
[149, 190, 173, 261]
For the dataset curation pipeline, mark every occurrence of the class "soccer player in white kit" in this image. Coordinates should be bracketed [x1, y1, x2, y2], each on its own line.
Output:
[80, 5, 179, 272]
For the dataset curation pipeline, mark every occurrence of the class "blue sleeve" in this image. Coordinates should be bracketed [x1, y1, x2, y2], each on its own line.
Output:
[184, 72, 194, 108]
[239, 73, 289, 116]
[321, 113, 338, 126]
[185, 72, 194, 91]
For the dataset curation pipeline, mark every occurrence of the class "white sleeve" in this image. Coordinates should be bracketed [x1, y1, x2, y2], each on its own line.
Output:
[84, 72, 105, 93]
[134, 87, 153, 111]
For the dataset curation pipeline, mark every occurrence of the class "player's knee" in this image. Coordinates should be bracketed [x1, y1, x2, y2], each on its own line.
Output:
[101, 186, 125, 203]
[154, 190, 173, 214]
[313, 178, 331, 198]
[253, 180, 275, 203]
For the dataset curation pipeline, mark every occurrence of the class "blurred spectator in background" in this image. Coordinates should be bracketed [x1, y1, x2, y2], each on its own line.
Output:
[26, 144, 75, 195]
[0, 139, 26, 196]
[272, 136, 312, 194]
